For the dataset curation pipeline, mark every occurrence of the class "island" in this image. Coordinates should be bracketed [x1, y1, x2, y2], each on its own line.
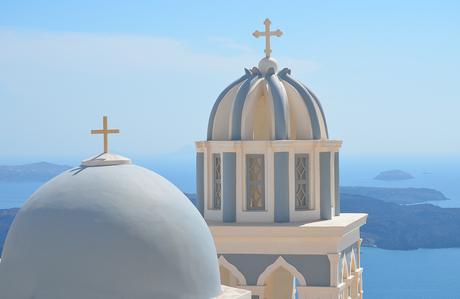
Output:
[341, 193, 460, 250]
[1, 189, 459, 252]
[340, 186, 449, 205]
[0, 162, 71, 182]
[374, 169, 414, 181]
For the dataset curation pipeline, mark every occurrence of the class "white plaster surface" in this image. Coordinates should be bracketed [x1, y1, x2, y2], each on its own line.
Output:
[0, 164, 222, 299]
[81, 152, 131, 166]
[216, 285, 251, 299]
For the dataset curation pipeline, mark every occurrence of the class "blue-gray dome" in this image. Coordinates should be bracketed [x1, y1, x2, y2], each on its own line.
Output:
[207, 59, 329, 141]
[0, 163, 222, 299]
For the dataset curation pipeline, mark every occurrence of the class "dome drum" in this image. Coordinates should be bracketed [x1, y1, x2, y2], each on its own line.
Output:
[196, 139, 342, 224]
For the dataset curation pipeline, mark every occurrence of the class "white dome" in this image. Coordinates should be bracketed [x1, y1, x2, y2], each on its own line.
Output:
[207, 67, 329, 141]
[0, 163, 222, 299]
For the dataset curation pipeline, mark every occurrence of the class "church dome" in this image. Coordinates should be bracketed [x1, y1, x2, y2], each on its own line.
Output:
[0, 160, 222, 299]
[207, 62, 329, 141]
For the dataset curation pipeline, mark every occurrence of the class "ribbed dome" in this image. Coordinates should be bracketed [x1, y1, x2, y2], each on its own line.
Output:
[0, 163, 221, 299]
[207, 62, 329, 141]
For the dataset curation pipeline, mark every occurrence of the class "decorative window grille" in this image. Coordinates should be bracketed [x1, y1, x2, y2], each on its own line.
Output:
[212, 154, 222, 209]
[295, 154, 310, 210]
[246, 155, 265, 210]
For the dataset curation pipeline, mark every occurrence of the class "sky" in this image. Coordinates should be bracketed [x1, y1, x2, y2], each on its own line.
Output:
[0, 0, 459, 164]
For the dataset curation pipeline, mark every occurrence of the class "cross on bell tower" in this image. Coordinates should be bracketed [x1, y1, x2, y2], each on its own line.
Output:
[252, 18, 283, 58]
[91, 116, 120, 153]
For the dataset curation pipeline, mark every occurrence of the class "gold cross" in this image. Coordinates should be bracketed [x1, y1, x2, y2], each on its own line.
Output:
[91, 116, 120, 153]
[252, 18, 283, 58]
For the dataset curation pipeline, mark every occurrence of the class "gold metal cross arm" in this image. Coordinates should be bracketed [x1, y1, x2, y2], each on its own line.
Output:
[252, 18, 283, 58]
[91, 116, 120, 153]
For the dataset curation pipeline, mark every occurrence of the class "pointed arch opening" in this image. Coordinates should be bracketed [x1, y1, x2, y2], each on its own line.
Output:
[342, 258, 349, 283]
[350, 249, 357, 273]
[218, 256, 247, 287]
[257, 257, 306, 299]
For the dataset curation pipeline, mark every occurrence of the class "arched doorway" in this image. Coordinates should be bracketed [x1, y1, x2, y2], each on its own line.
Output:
[218, 256, 246, 288]
[257, 257, 306, 299]
[264, 266, 295, 299]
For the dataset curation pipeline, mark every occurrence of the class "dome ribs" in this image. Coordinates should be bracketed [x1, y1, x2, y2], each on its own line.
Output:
[278, 68, 324, 140]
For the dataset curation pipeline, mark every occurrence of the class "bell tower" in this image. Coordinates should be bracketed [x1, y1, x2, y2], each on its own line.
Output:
[196, 18, 367, 299]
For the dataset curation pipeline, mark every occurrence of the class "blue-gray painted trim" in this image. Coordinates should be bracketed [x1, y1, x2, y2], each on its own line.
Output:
[221, 254, 330, 287]
[230, 73, 257, 140]
[278, 68, 323, 140]
[302, 83, 329, 139]
[207, 69, 251, 140]
[196, 153, 205, 216]
[222, 152, 237, 222]
[334, 152, 340, 216]
[266, 70, 289, 140]
[274, 152, 290, 222]
[320, 152, 332, 220]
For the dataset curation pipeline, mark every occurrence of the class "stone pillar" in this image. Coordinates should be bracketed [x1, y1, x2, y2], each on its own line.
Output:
[196, 152, 205, 216]
[358, 238, 362, 268]
[327, 253, 341, 287]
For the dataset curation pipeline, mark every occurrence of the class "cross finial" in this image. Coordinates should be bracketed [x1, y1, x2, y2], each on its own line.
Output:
[252, 18, 283, 58]
[91, 116, 120, 153]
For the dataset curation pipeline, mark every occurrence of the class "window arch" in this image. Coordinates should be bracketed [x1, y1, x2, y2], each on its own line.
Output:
[350, 249, 357, 273]
[218, 256, 247, 286]
[257, 256, 307, 286]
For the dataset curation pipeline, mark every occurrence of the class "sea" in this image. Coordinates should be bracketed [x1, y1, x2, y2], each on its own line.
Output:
[1, 155, 459, 299]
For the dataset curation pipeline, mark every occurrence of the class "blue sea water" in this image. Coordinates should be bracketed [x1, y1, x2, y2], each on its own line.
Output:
[362, 247, 460, 299]
[0, 182, 43, 209]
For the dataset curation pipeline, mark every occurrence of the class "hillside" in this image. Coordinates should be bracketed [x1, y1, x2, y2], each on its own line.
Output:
[341, 193, 460, 250]
[0, 162, 71, 182]
[2, 192, 460, 253]
[341, 186, 448, 204]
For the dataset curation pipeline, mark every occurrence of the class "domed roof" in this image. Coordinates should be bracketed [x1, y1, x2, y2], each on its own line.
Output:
[207, 58, 329, 141]
[0, 160, 222, 299]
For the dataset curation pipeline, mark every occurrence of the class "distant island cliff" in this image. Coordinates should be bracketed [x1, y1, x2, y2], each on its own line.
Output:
[341, 194, 460, 250]
[374, 169, 414, 181]
[0, 184, 456, 252]
[0, 162, 71, 182]
[341, 186, 448, 204]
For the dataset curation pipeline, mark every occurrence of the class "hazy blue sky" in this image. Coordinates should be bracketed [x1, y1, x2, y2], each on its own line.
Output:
[0, 1, 459, 162]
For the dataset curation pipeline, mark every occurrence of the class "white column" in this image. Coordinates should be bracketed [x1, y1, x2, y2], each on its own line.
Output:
[327, 253, 341, 287]
[357, 238, 362, 268]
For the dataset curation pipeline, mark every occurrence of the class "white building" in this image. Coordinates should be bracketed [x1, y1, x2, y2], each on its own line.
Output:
[0, 121, 251, 299]
[196, 19, 367, 299]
